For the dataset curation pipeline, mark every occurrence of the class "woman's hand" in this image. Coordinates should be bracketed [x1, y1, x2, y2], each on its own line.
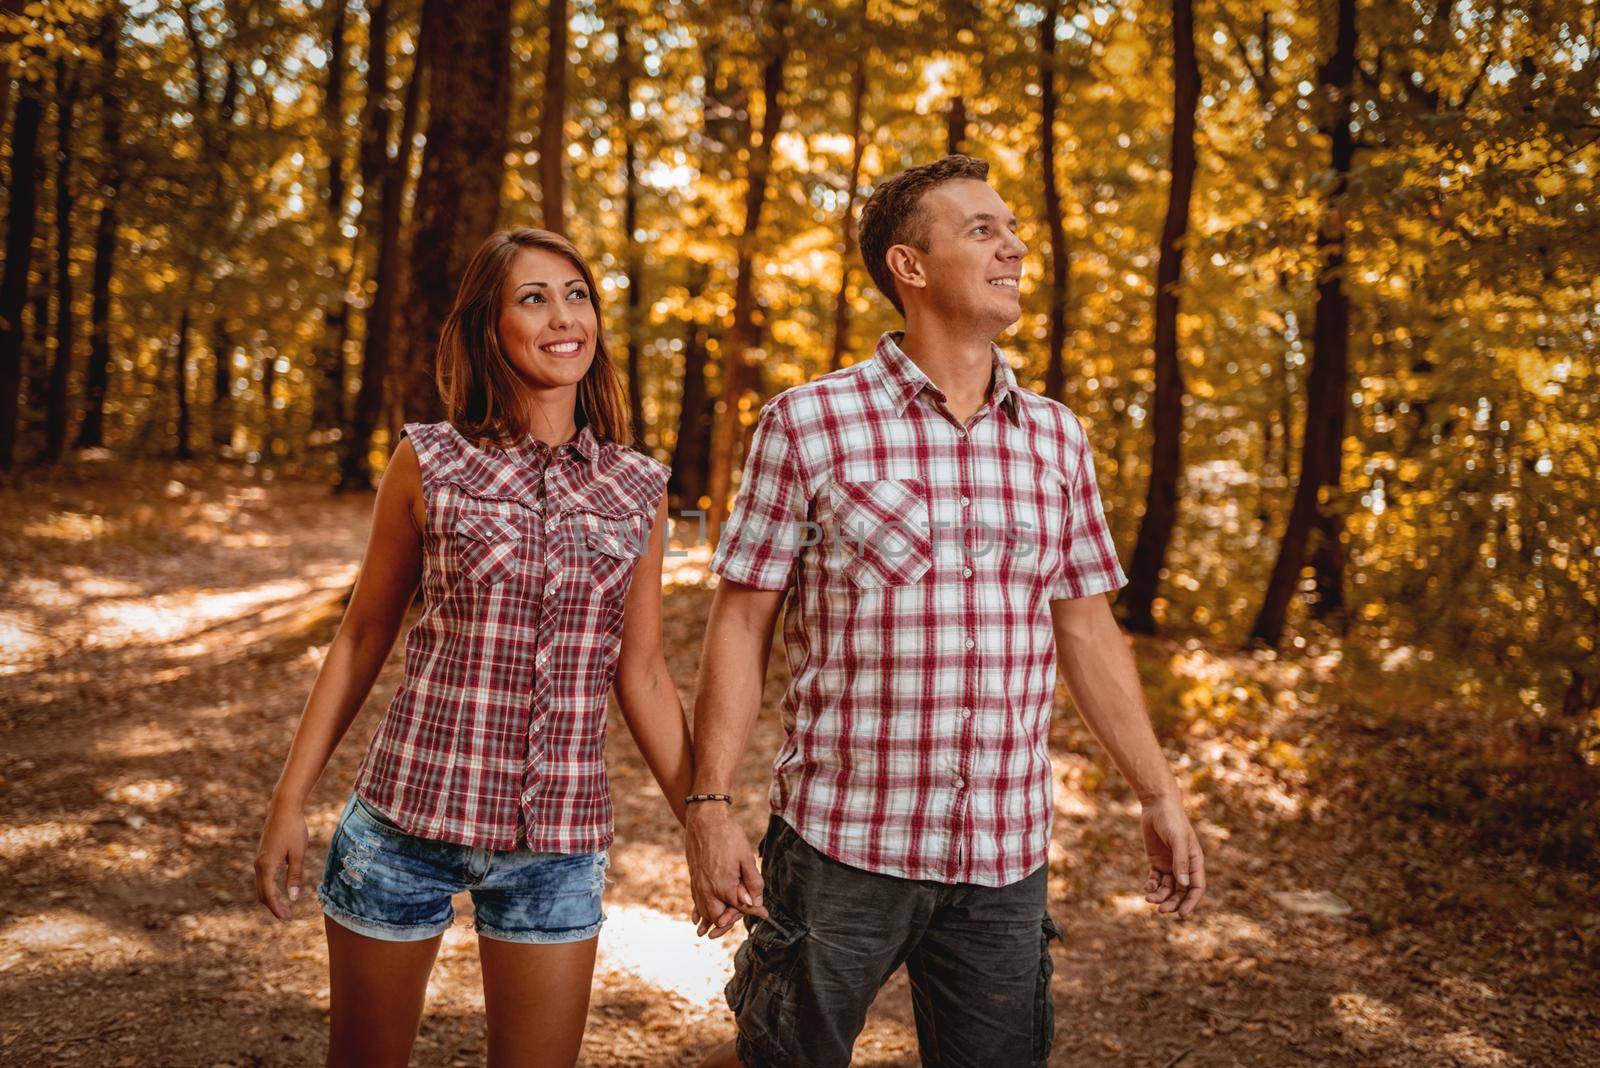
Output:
[255, 800, 310, 921]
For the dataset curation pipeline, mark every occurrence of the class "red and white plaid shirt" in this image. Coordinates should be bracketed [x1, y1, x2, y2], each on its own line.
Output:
[353, 420, 669, 852]
[710, 331, 1128, 886]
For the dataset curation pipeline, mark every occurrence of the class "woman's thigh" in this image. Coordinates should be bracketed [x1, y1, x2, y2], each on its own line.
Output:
[478, 934, 600, 1068]
[325, 916, 444, 1068]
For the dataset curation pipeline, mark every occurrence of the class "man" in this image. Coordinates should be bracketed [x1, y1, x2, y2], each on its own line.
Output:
[685, 155, 1206, 1067]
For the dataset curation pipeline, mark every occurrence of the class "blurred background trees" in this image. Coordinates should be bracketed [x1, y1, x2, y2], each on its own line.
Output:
[1, 0, 1596, 777]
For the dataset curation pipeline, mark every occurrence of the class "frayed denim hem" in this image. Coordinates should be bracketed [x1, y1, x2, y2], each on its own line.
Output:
[474, 914, 605, 945]
[317, 887, 453, 943]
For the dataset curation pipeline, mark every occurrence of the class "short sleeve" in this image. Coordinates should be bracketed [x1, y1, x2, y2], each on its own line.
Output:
[1049, 418, 1129, 601]
[710, 401, 808, 591]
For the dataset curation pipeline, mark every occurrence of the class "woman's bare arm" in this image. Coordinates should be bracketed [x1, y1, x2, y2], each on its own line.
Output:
[612, 496, 695, 828]
[255, 440, 424, 918]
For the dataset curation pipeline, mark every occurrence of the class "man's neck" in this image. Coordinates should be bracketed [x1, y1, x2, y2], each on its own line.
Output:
[897, 314, 999, 422]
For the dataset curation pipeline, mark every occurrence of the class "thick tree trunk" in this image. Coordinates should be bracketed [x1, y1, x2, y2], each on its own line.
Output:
[1121, 0, 1199, 634]
[0, 85, 44, 468]
[395, 0, 512, 425]
[704, 0, 790, 545]
[44, 61, 76, 463]
[829, 54, 867, 373]
[540, 0, 568, 234]
[1250, 0, 1357, 646]
[669, 265, 713, 508]
[312, 0, 351, 444]
[77, 8, 122, 450]
[1039, 0, 1069, 402]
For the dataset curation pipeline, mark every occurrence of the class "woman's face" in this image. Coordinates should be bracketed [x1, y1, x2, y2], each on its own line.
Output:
[496, 246, 600, 390]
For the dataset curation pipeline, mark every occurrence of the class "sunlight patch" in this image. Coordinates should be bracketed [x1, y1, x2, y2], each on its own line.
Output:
[595, 902, 740, 1010]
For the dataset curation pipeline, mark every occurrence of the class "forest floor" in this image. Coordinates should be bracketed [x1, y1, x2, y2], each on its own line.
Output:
[1, 461, 1595, 1066]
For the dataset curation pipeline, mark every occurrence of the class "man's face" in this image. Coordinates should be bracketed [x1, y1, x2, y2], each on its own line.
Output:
[900, 178, 1026, 331]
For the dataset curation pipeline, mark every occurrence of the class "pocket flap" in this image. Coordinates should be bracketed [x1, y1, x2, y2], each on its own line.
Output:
[455, 513, 522, 545]
[584, 526, 644, 559]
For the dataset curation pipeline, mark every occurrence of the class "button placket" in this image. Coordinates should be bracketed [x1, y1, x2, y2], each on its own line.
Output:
[522, 453, 560, 811]
[951, 418, 981, 882]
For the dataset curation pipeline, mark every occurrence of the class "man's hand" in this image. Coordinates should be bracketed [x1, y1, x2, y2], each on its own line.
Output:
[685, 804, 769, 937]
[1141, 794, 1206, 918]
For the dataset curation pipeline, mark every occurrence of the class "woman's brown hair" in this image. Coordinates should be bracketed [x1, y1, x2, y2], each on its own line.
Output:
[435, 228, 631, 448]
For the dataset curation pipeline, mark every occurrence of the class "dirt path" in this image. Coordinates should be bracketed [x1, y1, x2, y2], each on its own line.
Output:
[1, 466, 1594, 1066]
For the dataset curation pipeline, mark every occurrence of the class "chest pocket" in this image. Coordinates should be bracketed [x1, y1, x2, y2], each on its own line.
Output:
[454, 511, 523, 586]
[827, 477, 934, 588]
[567, 509, 650, 609]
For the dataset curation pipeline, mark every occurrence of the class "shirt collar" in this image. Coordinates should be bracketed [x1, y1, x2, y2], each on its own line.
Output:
[869, 331, 1024, 425]
[484, 422, 600, 468]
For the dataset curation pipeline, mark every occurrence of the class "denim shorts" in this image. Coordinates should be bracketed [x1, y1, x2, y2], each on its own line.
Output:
[727, 816, 1061, 1067]
[315, 791, 608, 944]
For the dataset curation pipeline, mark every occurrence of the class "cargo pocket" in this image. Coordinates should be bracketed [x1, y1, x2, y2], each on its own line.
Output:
[724, 908, 808, 1063]
[1033, 913, 1064, 1063]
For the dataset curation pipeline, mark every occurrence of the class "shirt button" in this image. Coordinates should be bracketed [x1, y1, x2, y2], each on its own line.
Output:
[960, 708, 972, 720]
[960, 495, 970, 507]
[954, 777, 965, 790]
[962, 566, 973, 578]
[964, 636, 976, 650]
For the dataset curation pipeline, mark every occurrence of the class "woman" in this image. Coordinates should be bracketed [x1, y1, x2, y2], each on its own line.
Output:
[254, 228, 692, 1067]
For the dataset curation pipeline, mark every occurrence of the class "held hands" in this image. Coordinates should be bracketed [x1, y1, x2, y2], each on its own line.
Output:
[1141, 793, 1207, 919]
[254, 800, 309, 921]
[685, 803, 769, 938]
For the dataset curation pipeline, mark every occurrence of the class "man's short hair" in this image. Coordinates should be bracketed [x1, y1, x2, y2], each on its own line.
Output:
[857, 154, 991, 315]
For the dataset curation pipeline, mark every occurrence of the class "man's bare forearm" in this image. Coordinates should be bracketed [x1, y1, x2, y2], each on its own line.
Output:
[691, 583, 783, 795]
[1052, 596, 1179, 805]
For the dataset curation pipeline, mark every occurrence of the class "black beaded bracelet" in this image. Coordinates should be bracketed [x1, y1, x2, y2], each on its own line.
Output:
[684, 793, 734, 805]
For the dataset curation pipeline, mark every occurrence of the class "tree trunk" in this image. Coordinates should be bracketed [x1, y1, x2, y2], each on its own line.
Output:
[44, 60, 76, 463]
[540, 0, 568, 234]
[1121, 0, 1199, 634]
[618, 8, 645, 445]
[174, 303, 193, 460]
[1250, 0, 1357, 646]
[77, 7, 122, 450]
[828, 54, 867, 373]
[670, 323, 711, 507]
[946, 94, 967, 155]
[1039, 0, 1069, 402]
[260, 346, 277, 462]
[210, 317, 234, 451]
[0, 85, 44, 468]
[312, 0, 351, 444]
[395, 0, 512, 425]
[704, 0, 791, 545]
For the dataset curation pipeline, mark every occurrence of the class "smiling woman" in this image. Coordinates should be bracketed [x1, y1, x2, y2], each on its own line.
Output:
[253, 227, 697, 1068]
[434, 228, 633, 452]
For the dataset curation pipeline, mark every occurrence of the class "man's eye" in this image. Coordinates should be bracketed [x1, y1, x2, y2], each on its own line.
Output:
[973, 226, 990, 236]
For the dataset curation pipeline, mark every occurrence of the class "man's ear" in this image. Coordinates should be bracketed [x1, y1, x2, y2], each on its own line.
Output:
[885, 244, 926, 295]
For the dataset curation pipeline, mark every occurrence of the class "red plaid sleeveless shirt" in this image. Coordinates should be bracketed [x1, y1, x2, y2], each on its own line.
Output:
[352, 420, 669, 852]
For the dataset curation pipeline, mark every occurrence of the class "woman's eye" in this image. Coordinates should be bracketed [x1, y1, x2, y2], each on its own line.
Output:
[569, 288, 589, 300]
[520, 292, 543, 304]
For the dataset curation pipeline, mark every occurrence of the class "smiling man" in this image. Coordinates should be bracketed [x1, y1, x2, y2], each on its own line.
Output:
[686, 155, 1206, 1067]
